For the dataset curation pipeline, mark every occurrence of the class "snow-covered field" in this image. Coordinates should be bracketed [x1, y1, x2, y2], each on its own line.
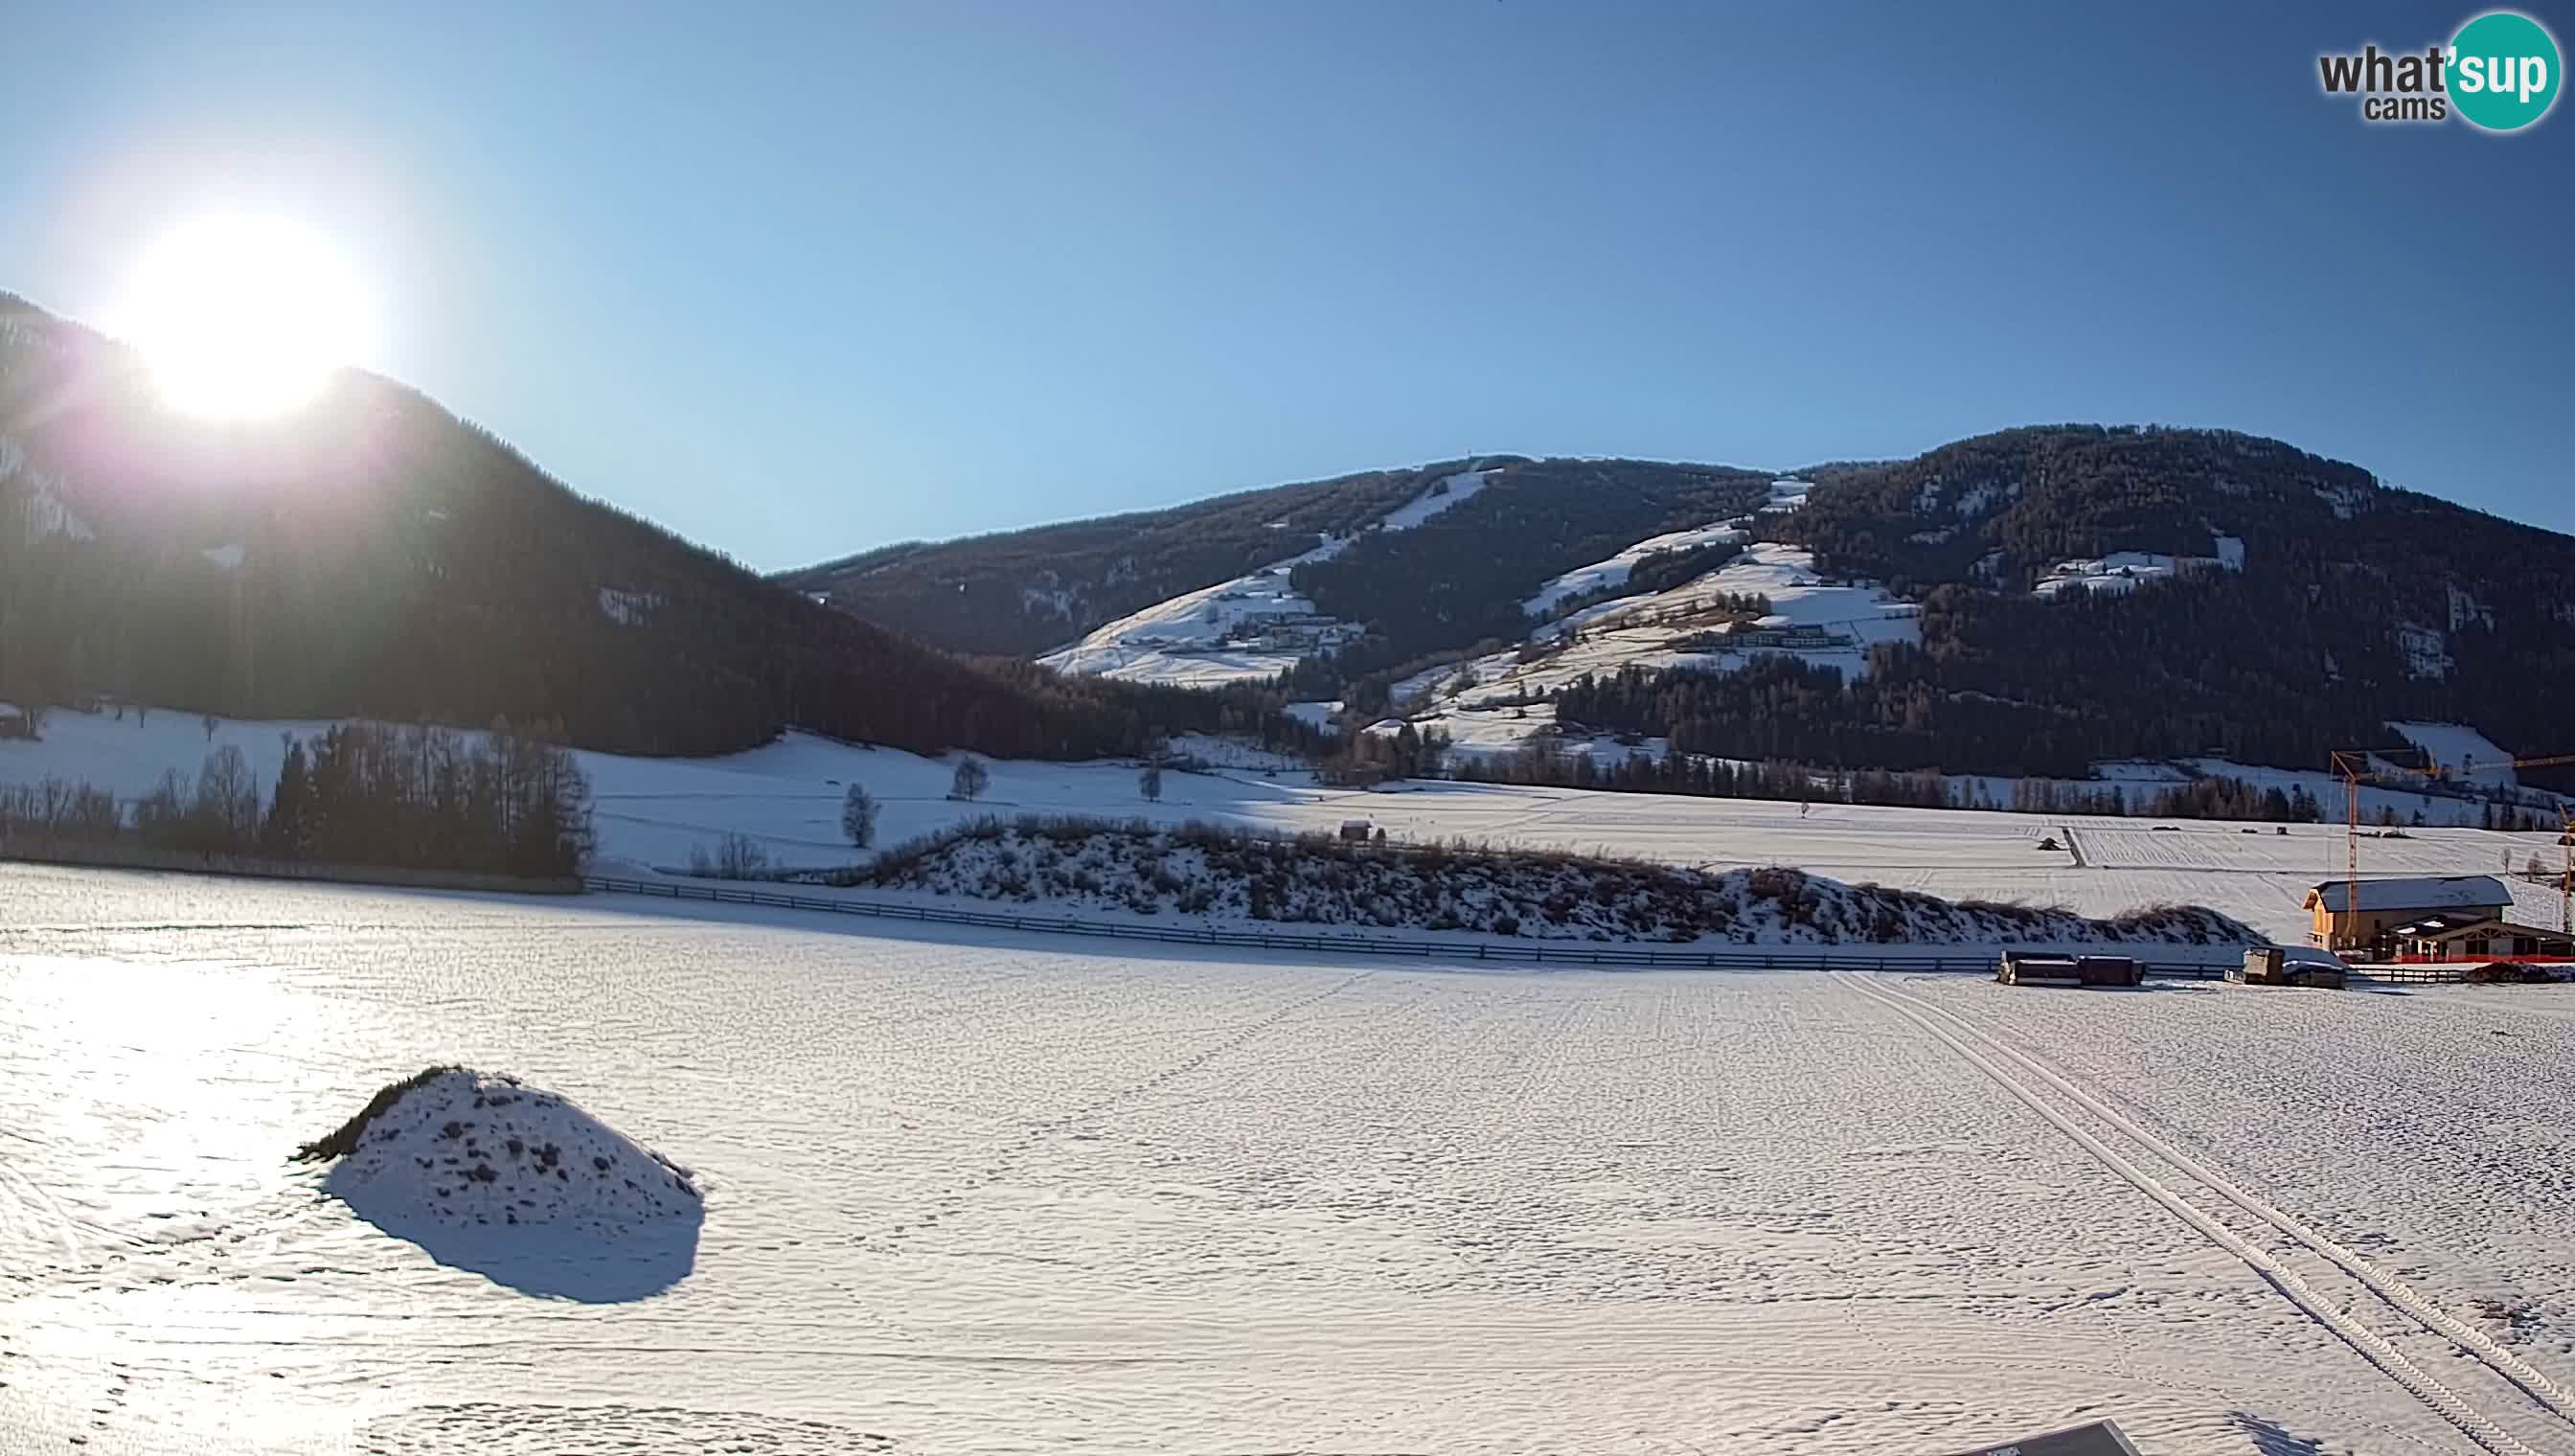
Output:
[7, 706, 2566, 946]
[8, 865, 2575, 1454]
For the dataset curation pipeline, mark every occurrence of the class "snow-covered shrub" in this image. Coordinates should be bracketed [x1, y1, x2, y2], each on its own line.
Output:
[855, 815, 2254, 946]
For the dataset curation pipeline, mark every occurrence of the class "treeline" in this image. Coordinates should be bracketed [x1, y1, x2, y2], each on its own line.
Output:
[1453, 745, 1960, 809]
[1319, 719, 1448, 785]
[1555, 654, 2101, 778]
[1624, 541, 1751, 600]
[0, 295, 1321, 762]
[0, 721, 593, 876]
[1446, 738, 2499, 827]
[2141, 779, 2323, 822]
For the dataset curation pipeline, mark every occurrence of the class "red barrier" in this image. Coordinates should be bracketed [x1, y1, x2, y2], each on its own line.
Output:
[2386, 953, 2575, 965]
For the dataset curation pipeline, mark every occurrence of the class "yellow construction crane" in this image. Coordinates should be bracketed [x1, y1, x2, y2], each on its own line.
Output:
[2330, 747, 2575, 938]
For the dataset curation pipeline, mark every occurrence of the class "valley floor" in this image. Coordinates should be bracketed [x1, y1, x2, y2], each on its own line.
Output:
[6, 710, 2567, 946]
[6, 866, 2575, 1454]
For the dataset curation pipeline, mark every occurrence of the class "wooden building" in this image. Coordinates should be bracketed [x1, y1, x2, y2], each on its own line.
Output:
[2386, 914, 2574, 962]
[2302, 875, 2511, 955]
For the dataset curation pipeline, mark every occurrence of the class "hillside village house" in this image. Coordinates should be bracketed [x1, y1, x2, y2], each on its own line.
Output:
[2304, 875, 2511, 955]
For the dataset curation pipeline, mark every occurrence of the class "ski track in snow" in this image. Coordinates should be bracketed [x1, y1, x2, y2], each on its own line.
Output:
[8, 866, 2575, 1454]
[1843, 975, 2575, 1456]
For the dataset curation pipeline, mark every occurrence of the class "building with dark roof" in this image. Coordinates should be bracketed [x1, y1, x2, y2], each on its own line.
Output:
[2303, 875, 2512, 953]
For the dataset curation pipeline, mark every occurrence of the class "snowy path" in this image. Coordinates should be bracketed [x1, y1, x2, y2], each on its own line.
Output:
[7, 866, 2575, 1454]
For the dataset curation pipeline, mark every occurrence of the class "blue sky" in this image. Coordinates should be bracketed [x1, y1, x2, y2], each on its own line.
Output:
[4, 2, 2568, 569]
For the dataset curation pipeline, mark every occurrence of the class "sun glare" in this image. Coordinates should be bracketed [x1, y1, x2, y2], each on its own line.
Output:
[118, 213, 376, 419]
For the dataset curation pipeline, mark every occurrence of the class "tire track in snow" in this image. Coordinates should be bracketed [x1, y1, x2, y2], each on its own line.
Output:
[1864, 976, 2575, 1436]
[0, 1152, 85, 1263]
[1841, 973, 2564, 1456]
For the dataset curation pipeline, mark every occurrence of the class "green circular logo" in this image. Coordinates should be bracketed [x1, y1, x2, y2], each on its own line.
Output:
[2450, 11, 2562, 131]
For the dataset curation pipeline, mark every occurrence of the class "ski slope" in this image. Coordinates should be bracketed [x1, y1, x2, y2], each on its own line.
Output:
[7, 866, 2575, 1454]
[1519, 518, 1750, 617]
[1395, 543, 1928, 744]
[1037, 469, 1487, 686]
[2388, 721, 2521, 787]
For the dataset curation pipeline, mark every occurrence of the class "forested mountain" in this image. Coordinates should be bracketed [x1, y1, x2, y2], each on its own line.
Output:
[0, 293, 1309, 760]
[801, 420, 2571, 785]
[777, 465, 1465, 657]
[1563, 425, 2575, 781]
[22, 281, 2557, 790]
[782, 457, 1776, 666]
[1278, 459, 1774, 694]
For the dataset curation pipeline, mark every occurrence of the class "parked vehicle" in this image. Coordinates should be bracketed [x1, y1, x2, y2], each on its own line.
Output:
[2230, 946, 2348, 990]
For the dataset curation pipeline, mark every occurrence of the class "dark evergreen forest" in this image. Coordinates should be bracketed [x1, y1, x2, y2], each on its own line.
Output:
[0, 295, 1321, 761]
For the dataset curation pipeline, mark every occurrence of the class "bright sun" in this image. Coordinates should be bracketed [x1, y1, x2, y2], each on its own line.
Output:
[118, 213, 376, 419]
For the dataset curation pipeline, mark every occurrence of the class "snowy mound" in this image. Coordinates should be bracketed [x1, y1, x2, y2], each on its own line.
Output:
[303, 1068, 701, 1299]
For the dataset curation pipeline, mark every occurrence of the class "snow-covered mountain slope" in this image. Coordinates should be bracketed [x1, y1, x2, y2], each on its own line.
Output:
[2032, 547, 2244, 599]
[0, 290, 1237, 764]
[1520, 518, 1750, 616]
[1756, 476, 1812, 513]
[0, 434, 93, 544]
[2386, 721, 2519, 786]
[1037, 472, 1860, 712]
[1391, 541, 1921, 749]
[1769, 425, 2575, 774]
[1037, 470, 1488, 685]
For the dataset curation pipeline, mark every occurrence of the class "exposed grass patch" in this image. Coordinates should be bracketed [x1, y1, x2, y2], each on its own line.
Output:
[294, 1065, 474, 1163]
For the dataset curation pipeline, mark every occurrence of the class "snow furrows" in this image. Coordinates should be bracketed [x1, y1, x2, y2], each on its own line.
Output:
[1845, 975, 2575, 1456]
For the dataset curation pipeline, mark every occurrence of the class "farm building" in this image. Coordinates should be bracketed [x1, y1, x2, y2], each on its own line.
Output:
[2303, 875, 2511, 955]
[2385, 914, 2575, 963]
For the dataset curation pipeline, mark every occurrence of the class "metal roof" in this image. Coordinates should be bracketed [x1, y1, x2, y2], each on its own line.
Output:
[2305, 875, 2512, 914]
